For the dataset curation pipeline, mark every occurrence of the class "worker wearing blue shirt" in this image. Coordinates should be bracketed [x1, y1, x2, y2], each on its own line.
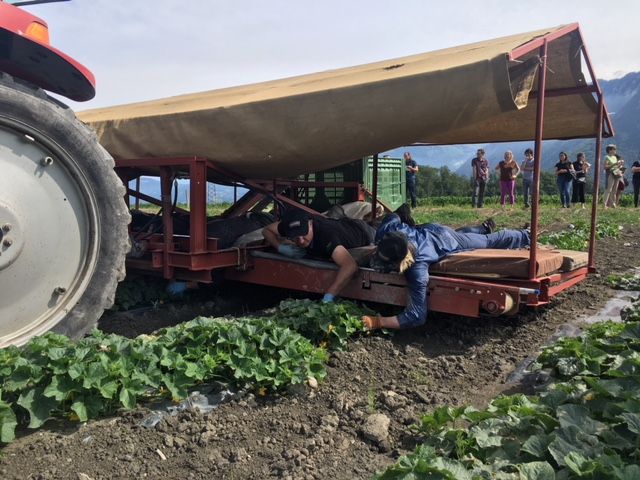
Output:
[363, 214, 531, 329]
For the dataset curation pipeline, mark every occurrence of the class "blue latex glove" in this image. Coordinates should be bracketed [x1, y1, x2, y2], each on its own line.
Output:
[167, 281, 189, 296]
[278, 243, 306, 259]
[322, 293, 335, 303]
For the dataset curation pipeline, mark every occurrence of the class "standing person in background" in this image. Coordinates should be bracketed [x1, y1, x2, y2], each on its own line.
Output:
[555, 151, 574, 208]
[614, 156, 627, 207]
[571, 152, 590, 208]
[603, 144, 620, 208]
[632, 157, 640, 208]
[404, 152, 419, 209]
[471, 148, 489, 208]
[520, 148, 535, 208]
[495, 150, 520, 209]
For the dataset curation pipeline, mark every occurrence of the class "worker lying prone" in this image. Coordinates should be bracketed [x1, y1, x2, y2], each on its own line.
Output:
[363, 214, 530, 329]
[262, 209, 375, 302]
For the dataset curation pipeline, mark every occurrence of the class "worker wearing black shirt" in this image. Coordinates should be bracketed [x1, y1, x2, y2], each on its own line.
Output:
[262, 210, 375, 302]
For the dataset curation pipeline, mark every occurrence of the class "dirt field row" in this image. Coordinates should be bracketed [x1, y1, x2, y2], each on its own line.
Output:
[1, 226, 639, 480]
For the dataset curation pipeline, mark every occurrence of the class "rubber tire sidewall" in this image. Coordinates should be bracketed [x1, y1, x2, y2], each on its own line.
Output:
[0, 79, 130, 343]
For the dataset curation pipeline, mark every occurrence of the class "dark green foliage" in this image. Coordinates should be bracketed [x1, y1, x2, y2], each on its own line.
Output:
[607, 273, 640, 291]
[112, 274, 172, 311]
[0, 298, 372, 443]
[377, 320, 640, 479]
[539, 220, 620, 251]
[267, 299, 369, 350]
[621, 298, 640, 323]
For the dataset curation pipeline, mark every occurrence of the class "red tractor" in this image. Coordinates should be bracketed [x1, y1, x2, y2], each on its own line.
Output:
[0, 0, 129, 346]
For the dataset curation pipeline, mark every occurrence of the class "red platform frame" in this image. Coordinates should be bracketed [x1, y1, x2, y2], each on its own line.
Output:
[115, 24, 612, 318]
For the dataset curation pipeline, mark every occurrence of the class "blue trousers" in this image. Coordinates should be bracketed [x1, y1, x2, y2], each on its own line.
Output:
[446, 227, 531, 251]
[455, 224, 489, 235]
[522, 178, 533, 207]
[557, 177, 572, 207]
[472, 179, 486, 208]
[406, 177, 417, 208]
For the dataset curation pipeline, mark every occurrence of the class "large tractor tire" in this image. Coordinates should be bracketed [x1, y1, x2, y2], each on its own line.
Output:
[0, 77, 130, 347]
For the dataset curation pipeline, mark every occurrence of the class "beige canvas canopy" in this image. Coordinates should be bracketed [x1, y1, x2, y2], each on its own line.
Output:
[78, 23, 610, 179]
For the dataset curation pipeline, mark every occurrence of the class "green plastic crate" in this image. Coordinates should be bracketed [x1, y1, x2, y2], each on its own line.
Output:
[363, 156, 406, 211]
[299, 156, 405, 211]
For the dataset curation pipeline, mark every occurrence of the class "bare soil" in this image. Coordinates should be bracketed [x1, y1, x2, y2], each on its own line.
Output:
[2, 225, 639, 480]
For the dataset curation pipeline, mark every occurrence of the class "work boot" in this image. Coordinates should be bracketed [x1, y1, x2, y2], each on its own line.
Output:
[394, 203, 416, 227]
[481, 218, 496, 234]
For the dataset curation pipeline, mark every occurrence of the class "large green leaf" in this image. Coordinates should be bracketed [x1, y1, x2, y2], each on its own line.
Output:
[613, 464, 640, 480]
[67, 362, 85, 380]
[162, 371, 192, 401]
[619, 412, 640, 434]
[98, 380, 119, 399]
[71, 399, 88, 422]
[43, 374, 80, 401]
[564, 452, 595, 475]
[71, 395, 104, 422]
[521, 434, 553, 459]
[82, 361, 109, 389]
[556, 404, 606, 435]
[0, 402, 17, 443]
[598, 427, 634, 450]
[517, 461, 555, 480]
[17, 387, 57, 429]
[548, 426, 603, 467]
[119, 386, 137, 410]
[3, 365, 34, 391]
[472, 428, 503, 449]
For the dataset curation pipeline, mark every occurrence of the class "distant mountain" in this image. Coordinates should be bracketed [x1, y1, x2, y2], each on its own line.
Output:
[382, 145, 478, 171]
[602, 72, 640, 158]
[451, 72, 640, 175]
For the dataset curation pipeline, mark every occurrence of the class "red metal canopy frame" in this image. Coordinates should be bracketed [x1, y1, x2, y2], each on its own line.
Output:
[115, 23, 612, 319]
[512, 23, 612, 279]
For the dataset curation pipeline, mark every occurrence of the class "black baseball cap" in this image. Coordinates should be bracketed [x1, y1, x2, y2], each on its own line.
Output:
[376, 231, 409, 263]
[278, 210, 311, 238]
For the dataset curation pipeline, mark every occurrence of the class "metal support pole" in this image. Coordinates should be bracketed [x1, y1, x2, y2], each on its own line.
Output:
[371, 154, 379, 222]
[160, 167, 174, 279]
[272, 179, 277, 215]
[528, 40, 548, 280]
[189, 159, 207, 253]
[588, 96, 604, 268]
[134, 176, 140, 210]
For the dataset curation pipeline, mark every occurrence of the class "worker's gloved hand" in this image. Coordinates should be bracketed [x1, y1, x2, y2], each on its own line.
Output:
[362, 315, 383, 330]
[167, 281, 189, 296]
[277, 243, 306, 259]
[322, 293, 335, 303]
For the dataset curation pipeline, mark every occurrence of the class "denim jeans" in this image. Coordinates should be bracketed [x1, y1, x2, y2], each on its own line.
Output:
[557, 177, 572, 207]
[445, 227, 531, 251]
[406, 177, 417, 208]
[522, 178, 532, 207]
[472, 179, 486, 208]
[455, 224, 490, 235]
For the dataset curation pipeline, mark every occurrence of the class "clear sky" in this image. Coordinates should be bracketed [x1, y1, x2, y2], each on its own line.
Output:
[24, 0, 640, 110]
